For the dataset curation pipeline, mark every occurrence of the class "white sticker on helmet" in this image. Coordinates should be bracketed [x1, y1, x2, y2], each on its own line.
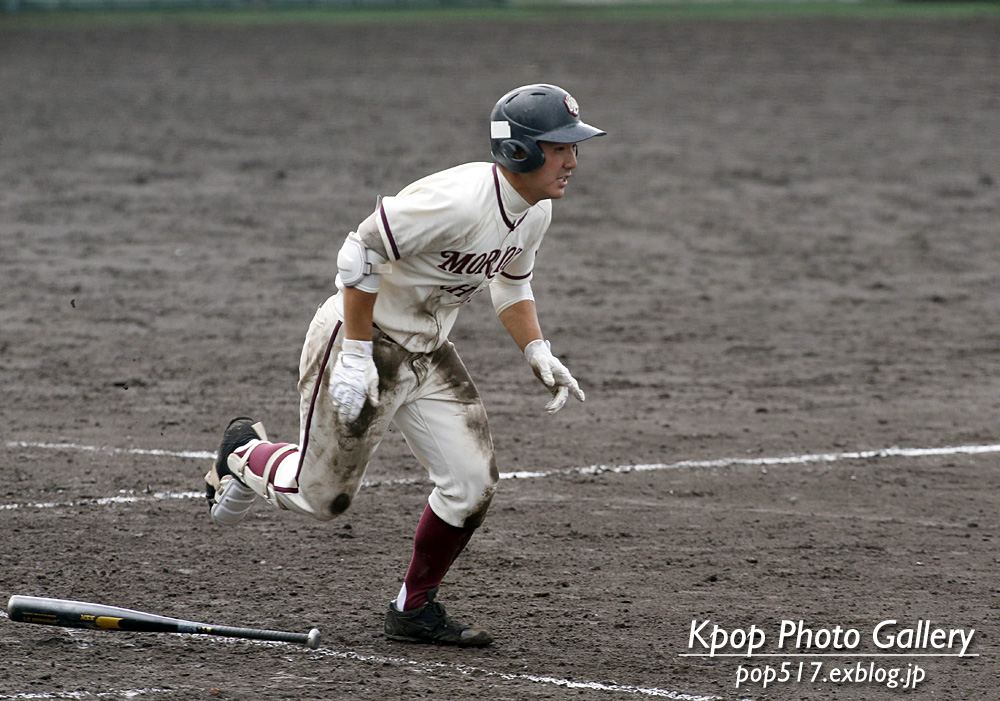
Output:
[491, 120, 512, 139]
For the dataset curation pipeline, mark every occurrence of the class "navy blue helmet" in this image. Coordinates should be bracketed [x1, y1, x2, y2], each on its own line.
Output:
[490, 84, 606, 173]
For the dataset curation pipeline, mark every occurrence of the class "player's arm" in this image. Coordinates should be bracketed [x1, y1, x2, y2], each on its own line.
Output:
[329, 227, 391, 423]
[340, 206, 396, 342]
[342, 287, 377, 342]
[496, 298, 542, 352]
[498, 299, 585, 414]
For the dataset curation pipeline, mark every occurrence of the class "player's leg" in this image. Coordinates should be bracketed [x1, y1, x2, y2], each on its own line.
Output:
[383, 341, 498, 645]
[207, 303, 410, 522]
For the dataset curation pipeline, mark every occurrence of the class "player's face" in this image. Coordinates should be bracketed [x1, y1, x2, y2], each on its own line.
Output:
[519, 141, 579, 205]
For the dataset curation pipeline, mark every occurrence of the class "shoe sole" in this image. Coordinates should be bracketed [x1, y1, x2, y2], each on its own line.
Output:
[384, 630, 493, 646]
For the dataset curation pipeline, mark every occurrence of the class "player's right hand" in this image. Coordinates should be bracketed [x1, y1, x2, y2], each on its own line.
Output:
[524, 339, 585, 414]
[329, 339, 380, 423]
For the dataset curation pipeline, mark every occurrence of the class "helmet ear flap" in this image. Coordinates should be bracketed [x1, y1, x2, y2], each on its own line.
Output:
[497, 138, 546, 173]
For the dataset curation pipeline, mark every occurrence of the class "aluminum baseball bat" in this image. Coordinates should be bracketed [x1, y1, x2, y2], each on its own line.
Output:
[6, 595, 321, 649]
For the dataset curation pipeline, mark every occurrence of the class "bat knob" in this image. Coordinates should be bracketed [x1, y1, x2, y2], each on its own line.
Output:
[307, 628, 321, 649]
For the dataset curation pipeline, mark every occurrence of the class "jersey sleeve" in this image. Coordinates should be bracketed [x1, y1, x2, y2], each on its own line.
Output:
[374, 181, 476, 262]
[353, 205, 389, 260]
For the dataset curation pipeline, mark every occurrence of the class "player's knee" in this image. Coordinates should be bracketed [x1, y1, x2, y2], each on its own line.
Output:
[328, 492, 352, 517]
[309, 492, 352, 521]
[469, 460, 499, 500]
[461, 487, 495, 529]
[460, 466, 498, 529]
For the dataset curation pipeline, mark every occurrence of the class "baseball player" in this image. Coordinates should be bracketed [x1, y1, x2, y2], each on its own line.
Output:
[204, 84, 605, 646]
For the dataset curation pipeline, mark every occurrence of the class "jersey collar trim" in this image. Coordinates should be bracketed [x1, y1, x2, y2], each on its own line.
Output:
[492, 164, 529, 231]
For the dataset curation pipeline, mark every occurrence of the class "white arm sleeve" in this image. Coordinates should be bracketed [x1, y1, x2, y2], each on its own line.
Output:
[490, 276, 535, 316]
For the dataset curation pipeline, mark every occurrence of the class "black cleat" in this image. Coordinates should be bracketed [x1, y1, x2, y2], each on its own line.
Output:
[384, 587, 493, 647]
[204, 417, 263, 525]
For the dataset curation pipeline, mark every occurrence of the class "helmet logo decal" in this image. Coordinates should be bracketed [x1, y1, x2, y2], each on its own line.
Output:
[564, 94, 580, 117]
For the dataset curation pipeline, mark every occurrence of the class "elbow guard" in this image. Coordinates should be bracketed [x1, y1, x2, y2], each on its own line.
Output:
[336, 233, 392, 294]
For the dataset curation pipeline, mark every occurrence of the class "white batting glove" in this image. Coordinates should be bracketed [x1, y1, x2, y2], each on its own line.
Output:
[329, 339, 379, 423]
[524, 339, 585, 414]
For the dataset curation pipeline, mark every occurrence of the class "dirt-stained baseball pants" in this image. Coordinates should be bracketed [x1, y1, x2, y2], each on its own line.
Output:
[233, 296, 499, 529]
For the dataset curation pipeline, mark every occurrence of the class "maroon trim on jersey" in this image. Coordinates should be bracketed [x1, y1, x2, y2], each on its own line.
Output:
[500, 249, 534, 280]
[493, 164, 526, 232]
[288, 320, 344, 493]
[380, 204, 401, 260]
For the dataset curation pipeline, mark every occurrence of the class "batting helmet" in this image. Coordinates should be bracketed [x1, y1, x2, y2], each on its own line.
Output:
[490, 84, 606, 173]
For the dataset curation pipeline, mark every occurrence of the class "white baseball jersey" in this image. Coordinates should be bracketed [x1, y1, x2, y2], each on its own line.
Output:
[332, 162, 552, 353]
[227, 161, 555, 528]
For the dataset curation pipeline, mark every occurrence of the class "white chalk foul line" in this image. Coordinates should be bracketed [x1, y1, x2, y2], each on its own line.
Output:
[5, 441, 215, 462]
[4, 441, 1000, 513]
[313, 647, 728, 700]
[0, 690, 173, 700]
[0, 490, 205, 512]
[503, 443, 1000, 480]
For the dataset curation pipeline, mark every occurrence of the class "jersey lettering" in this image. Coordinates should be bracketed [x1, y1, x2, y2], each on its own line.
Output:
[438, 245, 524, 279]
[494, 246, 522, 275]
[440, 283, 478, 298]
[468, 250, 501, 276]
[437, 251, 477, 275]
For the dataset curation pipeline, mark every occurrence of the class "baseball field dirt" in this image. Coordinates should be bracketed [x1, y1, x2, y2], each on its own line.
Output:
[1, 13, 998, 701]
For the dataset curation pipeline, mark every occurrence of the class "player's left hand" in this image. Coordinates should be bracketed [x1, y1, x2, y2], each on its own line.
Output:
[524, 339, 585, 414]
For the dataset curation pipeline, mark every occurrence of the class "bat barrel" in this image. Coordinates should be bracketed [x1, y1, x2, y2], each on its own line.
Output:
[7, 595, 184, 632]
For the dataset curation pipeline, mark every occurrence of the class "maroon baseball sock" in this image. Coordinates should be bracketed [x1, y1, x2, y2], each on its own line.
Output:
[400, 504, 475, 611]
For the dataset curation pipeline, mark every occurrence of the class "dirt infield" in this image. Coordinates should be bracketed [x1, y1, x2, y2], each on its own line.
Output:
[1, 15, 999, 701]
